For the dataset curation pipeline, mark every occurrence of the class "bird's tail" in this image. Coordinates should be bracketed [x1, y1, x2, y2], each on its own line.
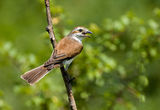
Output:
[20, 65, 50, 85]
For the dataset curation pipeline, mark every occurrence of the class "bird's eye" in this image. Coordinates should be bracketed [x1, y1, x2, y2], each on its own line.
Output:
[78, 29, 83, 32]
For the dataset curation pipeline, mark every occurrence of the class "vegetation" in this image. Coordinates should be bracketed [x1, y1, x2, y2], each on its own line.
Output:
[0, 0, 160, 110]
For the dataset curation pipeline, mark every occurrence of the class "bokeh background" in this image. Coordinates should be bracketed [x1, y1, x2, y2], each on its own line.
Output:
[0, 0, 160, 110]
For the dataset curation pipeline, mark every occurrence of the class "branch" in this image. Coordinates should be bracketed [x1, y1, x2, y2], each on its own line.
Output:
[44, 0, 77, 110]
[45, 0, 57, 48]
[60, 67, 77, 110]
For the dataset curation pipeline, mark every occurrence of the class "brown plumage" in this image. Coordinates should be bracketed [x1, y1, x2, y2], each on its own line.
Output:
[21, 26, 91, 85]
[44, 37, 83, 67]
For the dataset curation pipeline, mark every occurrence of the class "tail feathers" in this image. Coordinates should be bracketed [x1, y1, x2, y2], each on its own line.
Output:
[21, 65, 49, 85]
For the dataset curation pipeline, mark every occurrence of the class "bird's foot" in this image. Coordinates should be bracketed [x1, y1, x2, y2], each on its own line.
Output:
[69, 77, 76, 84]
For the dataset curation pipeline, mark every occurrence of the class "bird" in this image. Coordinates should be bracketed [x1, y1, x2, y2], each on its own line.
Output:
[20, 26, 92, 85]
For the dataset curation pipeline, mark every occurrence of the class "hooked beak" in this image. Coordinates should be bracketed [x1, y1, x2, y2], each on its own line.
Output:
[86, 31, 92, 34]
[83, 31, 93, 38]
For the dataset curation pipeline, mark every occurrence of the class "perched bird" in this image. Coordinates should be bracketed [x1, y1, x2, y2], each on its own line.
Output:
[21, 26, 92, 85]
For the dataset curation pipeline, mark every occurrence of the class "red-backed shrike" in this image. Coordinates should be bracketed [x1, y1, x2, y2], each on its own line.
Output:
[21, 26, 92, 85]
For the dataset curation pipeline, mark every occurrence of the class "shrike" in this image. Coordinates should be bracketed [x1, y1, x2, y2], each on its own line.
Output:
[21, 26, 92, 85]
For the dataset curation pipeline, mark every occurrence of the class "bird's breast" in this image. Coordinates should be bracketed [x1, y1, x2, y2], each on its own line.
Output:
[63, 58, 74, 66]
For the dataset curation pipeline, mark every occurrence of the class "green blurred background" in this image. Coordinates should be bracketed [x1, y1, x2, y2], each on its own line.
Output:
[0, 0, 160, 110]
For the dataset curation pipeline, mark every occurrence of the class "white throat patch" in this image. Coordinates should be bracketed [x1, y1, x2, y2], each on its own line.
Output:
[72, 36, 83, 44]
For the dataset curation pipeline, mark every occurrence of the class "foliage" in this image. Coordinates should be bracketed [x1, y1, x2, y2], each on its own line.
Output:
[0, 0, 160, 110]
[0, 91, 11, 110]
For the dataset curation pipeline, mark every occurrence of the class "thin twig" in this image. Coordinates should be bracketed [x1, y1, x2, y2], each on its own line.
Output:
[44, 0, 77, 110]
[45, 0, 57, 48]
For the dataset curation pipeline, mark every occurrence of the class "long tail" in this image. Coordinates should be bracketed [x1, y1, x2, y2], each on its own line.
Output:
[20, 65, 50, 85]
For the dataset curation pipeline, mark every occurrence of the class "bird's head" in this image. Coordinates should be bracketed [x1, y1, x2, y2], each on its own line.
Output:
[69, 26, 92, 39]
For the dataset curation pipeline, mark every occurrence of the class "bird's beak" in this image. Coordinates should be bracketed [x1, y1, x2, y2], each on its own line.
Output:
[86, 31, 92, 34]
[84, 31, 92, 38]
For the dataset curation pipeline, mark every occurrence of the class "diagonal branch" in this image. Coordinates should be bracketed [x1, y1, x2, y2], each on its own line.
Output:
[44, 0, 77, 110]
[45, 0, 57, 48]
[60, 67, 77, 110]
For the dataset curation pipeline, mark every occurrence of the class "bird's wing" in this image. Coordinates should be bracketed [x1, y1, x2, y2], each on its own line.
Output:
[44, 37, 83, 67]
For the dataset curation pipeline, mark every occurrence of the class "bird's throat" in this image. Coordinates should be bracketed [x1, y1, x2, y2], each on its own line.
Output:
[72, 36, 83, 44]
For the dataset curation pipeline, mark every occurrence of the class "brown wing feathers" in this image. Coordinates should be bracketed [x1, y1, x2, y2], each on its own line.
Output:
[44, 37, 83, 67]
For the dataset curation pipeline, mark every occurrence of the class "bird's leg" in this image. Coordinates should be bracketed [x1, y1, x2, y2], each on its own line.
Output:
[64, 69, 76, 84]
[61, 63, 76, 84]
[64, 66, 76, 84]
[69, 77, 76, 84]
